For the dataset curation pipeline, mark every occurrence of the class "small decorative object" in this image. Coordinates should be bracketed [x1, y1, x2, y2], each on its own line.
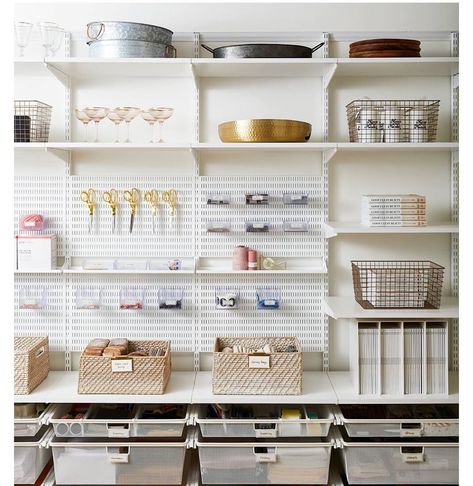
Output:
[215, 288, 240, 309]
[245, 193, 269, 205]
[259, 255, 287, 271]
[207, 193, 231, 205]
[233, 245, 249, 270]
[256, 288, 281, 309]
[19, 214, 45, 231]
[245, 221, 270, 233]
[19, 287, 48, 310]
[119, 287, 144, 310]
[168, 259, 181, 271]
[158, 288, 183, 309]
[14, 336, 49, 395]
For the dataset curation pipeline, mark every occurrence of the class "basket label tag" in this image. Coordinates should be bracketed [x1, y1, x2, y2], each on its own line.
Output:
[111, 358, 133, 373]
[108, 453, 129, 464]
[249, 355, 270, 369]
[255, 452, 277, 463]
[401, 452, 424, 463]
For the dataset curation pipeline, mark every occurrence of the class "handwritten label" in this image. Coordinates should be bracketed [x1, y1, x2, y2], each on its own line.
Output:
[249, 355, 270, 369]
[111, 359, 133, 373]
[255, 453, 277, 463]
[401, 453, 424, 463]
[108, 453, 129, 464]
[107, 426, 130, 438]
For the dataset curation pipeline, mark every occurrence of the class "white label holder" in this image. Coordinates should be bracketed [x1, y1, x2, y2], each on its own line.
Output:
[248, 355, 270, 369]
[111, 358, 133, 373]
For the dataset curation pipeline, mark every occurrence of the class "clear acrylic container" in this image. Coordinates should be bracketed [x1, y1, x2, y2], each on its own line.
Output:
[215, 288, 240, 309]
[283, 220, 309, 232]
[76, 287, 102, 310]
[283, 192, 309, 205]
[245, 221, 270, 233]
[246, 193, 269, 205]
[256, 288, 281, 309]
[18, 287, 47, 310]
[119, 287, 145, 310]
[19, 214, 45, 231]
[158, 288, 184, 309]
[14, 403, 50, 438]
[167, 259, 182, 271]
[14, 428, 52, 484]
[207, 220, 231, 233]
[113, 259, 148, 271]
[82, 259, 114, 271]
[207, 193, 231, 205]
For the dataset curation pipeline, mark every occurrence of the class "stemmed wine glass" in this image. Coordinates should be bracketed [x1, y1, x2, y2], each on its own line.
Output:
[141, 110, 158, 143]
[14, 21, 33, 57]
[38, 22, 61, 57]
[107, 109, 126, 143]
[149, 107, 174, 143]
[113, 107, 141, 143]
[48, 26, 64, 57]
[75, 109, 92, 142]
[83, 107, 109, 142]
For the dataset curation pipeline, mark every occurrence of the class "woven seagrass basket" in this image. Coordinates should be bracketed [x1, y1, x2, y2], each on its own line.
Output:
[212, 336, 302, 395]
[78, 340, 171, 394]
[14, 336, 49, 395]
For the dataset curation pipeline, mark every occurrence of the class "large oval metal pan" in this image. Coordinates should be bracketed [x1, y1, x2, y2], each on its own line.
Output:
[87, 21, 173, 45]
[202, 42, 324, 59]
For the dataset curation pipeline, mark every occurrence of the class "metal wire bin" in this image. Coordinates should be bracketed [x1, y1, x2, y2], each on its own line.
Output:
[14, 100, 52, 142]
[346, 100, 440, 143]
[351, 260, 444, 309]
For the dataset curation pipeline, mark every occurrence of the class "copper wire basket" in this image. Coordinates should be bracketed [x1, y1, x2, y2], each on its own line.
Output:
[352, 260, 444, 309]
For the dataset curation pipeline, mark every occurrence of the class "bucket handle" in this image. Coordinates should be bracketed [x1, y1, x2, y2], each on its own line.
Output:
[87, 22, 105, 40]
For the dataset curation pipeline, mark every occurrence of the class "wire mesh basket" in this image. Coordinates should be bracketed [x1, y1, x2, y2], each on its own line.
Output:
[346, 100, 440, 143]
[14, 100, 52, 142]
[351, 260, 444, 309]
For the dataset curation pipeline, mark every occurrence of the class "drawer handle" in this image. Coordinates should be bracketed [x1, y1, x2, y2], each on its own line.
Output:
[107, 423, 130, 438]
[254, 447, 277, 463]
[107, 447, 130, 463]
[254, 423, 278, 438]
[400, 446, 425, 463]
[400, 423, 423, 437]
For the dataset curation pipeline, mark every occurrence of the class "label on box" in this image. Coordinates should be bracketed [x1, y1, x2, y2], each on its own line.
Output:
[108, 452, 129, 464]
[107, 426, 130, 438]
[255, 425, 278, 438]
[255, 452, 277, 463]
[400, 424, 422, 437]
[290, 223, 303, 229]
[264, 300, 276, 306]
[24, 221, 36, 227]
[253, 223, 264, 229]
[290, 195, 302, 200]
[252, 195, 264, 201]
[111, 359, 133, 373]
[165, 300, 177, 306]
[248, 355, 270, 369]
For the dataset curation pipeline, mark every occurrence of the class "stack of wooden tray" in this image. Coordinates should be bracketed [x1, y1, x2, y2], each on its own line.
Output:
[349, 38, 421, 57]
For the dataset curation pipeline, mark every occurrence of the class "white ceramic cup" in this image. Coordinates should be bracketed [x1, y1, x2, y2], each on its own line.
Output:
[356, 108, 382, 143]
[382, 108, 405, 143]
[409, 108, 429, 142]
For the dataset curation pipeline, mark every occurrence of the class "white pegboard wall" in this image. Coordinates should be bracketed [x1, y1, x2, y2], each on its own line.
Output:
[14, 274, 65, 352]
[14, 176, 66, 255]
[70, 176, 195, 257]
[198, 274, 326, 352]
[67, 274, 195, 353]
[198, 176, 324, 257]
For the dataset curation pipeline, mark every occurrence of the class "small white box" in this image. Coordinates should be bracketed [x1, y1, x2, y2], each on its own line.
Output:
[16, 235, 57, 271]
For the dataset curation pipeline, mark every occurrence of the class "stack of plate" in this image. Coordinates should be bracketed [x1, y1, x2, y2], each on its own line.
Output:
[349, 38, 421, 57]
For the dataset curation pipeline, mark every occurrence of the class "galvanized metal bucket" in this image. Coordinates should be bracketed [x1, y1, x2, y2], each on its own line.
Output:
[87, 21, 173, 45]
[87, 39, 176, 58]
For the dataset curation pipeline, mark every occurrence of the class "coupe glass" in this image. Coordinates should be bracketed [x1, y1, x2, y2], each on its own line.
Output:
[75, 109, 92, 142]
[114, 107, 141, 143]
[107, 110, 126, 143]
[14, 21, 33, 57]
[149, 107, 174, 143]
[39, 22, 61, 57]
[141, 110, 158, 143]
[83, 107, 109, 142]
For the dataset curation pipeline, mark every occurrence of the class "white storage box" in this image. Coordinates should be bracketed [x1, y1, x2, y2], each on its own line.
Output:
[336, 404, 458, 438]
[197, 404, 333, 438]
[50, 403, 189, 438]
[339, 435, 458, 484]
[14, 403, 53, 437]
[14, 427, 52, 484]
[197, 437, 333, 484]
[51, 436, 189, 485]
[15, 234, 57, 271]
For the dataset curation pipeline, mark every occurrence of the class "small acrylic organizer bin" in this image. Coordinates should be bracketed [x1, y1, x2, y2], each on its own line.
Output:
[346, 99, 440, 143]
[256, 288, 281, 309]
[283, 220, 309, 232]
[351, 260, 444, 309]
[19, 214, 45, 231]
[14, 100, 52, 142]
[207, 193, 231, 205]
[245, 193, 269, 205]
[158, 288, 184, 309]
[114, 259, 148, 271]
[207, 220, 231, 233]
[245, 221, 270, 233]
[18, 287, 48, 310]
[197, 404, 334, 438]
[50, 403, 189, 438]
[76, 287, 102, 309]
[283, 192, 309, 205]
[215, 288, 240, 309]
[119, 287, 145, 310]
[212, 337, 302, 395]
[14, 403, 51, 438]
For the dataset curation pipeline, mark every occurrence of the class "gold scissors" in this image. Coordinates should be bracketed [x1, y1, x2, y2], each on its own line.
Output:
[103, 189, 118, 234]
[123, 188, 140, 233]
[162, 189, 178, 227]
[80, 188, 96, 234]
[144, 189, 159, 234]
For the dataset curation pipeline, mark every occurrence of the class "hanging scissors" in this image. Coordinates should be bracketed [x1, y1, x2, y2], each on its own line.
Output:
[144, 189, 159, 234]
[162, 189, 178, 228]
[103, 189, 118, 234]
[80, 188, 96, 234]
[123, 188, 140, 234]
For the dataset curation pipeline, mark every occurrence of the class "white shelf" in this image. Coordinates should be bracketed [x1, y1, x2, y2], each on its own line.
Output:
[64, 267, 195, 275]
[324, 221, 459, 237]
[334, 142, 459, 152]
[193, 142, 335, 152]
[328, 371, 459, 404]
[14, 371, 196, 404]
[192, 371, 337, 404]
[14, 142, 192, 151]
[192, 58, 336, 77]
[14, 269, 62, 274]
[324, 296, 459, 319]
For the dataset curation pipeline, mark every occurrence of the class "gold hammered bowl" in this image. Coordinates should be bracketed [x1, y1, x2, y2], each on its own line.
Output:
[218, 119, 312, 143]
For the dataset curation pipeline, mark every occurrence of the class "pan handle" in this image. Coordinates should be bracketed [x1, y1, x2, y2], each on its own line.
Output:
[311, 42, 325, 53]
[87, 22, 105, 40]
[201, 44, 215, 54]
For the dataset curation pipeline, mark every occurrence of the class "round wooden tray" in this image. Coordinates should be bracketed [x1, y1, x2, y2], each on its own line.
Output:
[350, 43, 420, 54]
[350, 38, 421, 48]
[350, 50, 421, 58]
